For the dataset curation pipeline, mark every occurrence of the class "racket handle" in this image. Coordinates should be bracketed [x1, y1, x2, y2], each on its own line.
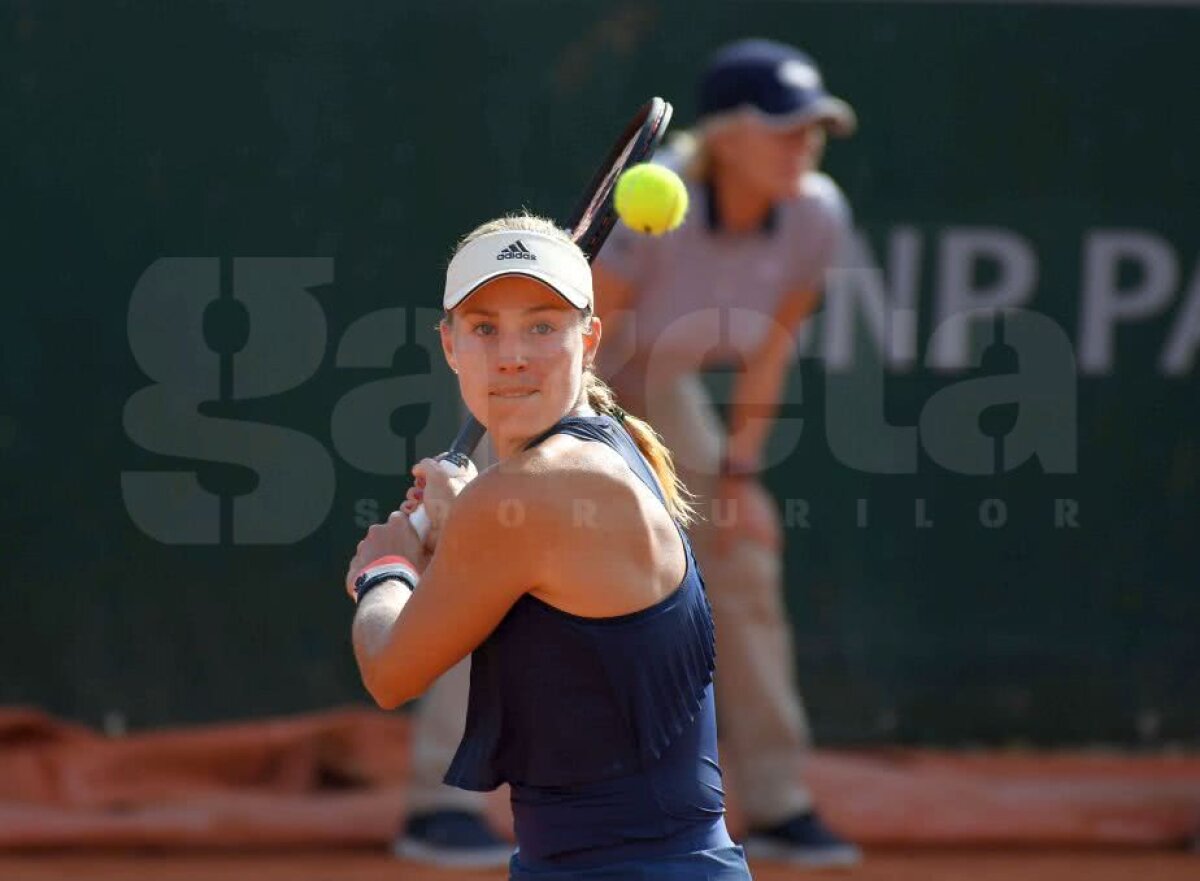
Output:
[409, 505, 432, 542]
[407, 454, 474, 543]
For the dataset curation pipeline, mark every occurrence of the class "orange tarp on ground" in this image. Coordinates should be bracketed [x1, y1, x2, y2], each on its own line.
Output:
[1, 707, 1197, 850]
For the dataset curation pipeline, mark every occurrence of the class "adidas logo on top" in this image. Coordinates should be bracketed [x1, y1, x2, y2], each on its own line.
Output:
[496, 240, 537, 261]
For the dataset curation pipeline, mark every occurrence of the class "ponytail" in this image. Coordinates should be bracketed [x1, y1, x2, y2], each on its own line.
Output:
[583, 372, 696, 527]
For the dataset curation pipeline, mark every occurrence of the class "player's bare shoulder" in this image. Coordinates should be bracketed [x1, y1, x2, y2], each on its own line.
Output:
[444, 435, 614, 543]
[472, 426, 685, 613]
[489, 433, 633, 532]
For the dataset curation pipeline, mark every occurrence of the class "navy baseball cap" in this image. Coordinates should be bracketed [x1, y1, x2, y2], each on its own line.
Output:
[698, 39, 857, 136]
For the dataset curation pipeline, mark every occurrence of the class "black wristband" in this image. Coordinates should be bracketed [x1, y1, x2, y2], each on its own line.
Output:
[354, 557, 419, 604]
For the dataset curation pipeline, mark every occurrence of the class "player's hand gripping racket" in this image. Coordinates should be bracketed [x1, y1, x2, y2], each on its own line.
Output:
[409, 97, 674, 540]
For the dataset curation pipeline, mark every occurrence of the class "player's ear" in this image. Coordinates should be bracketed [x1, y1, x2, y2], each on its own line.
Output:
[439, 317, 459, 374]
[581, 314, 601, 368]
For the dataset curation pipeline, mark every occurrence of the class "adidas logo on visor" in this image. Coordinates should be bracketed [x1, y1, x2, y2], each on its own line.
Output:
[496, 240, 537, 261]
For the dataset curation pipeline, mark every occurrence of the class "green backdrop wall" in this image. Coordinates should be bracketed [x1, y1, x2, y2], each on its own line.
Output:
[3, 0, 1197, 743]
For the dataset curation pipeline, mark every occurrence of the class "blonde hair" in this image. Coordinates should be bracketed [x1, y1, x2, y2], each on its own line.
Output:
[454, 211, 576, 255]
[670, 122, 828, 183]
[581, 371, 696, 527]
[446, 211, 696, 527]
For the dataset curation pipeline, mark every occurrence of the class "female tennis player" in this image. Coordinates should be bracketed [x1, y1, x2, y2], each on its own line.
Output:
[345, 214, 753, 879]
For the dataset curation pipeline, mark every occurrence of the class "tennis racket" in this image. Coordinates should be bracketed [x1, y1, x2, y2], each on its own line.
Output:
[409, 97, 674, 540]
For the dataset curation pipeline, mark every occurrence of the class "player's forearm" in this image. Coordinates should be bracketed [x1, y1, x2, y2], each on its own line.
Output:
[726, 354, 790, 469]
[725, 290, 818, 469]
[352, 581, 416, 709]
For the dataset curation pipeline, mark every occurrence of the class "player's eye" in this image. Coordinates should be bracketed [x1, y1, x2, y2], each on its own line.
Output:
[531, 322, 555, 335]
[472, 322, 496, 336]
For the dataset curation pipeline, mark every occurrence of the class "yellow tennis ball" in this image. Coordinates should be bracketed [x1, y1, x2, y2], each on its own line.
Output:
[614, 164, 688, 236]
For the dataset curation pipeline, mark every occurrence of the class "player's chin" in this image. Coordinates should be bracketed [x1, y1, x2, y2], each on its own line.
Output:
[484, 390, 542, 423]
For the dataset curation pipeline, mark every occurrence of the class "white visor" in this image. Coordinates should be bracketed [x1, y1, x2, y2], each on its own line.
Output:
[444, 230, 593, 311]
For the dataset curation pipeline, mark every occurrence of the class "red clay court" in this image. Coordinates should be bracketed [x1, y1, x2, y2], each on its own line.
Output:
[0, 850, 1198, 881]
[2, 708, 1196, 878]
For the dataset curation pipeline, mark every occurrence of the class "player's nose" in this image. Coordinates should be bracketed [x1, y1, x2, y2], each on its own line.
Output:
[494, 333, 529, 371]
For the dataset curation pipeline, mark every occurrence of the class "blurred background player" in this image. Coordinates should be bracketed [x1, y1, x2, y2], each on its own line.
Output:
[396, 659, 507, 865]
[396, 37, 861, 869]
[588, 38, 861, 867]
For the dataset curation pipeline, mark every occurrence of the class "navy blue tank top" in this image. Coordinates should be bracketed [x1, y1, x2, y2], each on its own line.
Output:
[443, 414, 728, 869]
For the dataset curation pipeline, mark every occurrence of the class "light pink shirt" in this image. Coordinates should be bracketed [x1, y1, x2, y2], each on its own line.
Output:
[597, 152, 850, 380]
